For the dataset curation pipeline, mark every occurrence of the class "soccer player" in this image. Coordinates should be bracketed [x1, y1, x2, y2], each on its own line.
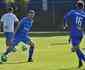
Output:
[1, 10, 35, 63]
[64, 0, 85, 68]
[0, 7, 19, 50]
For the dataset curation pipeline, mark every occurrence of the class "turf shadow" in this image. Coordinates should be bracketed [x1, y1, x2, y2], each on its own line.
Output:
[3, 61, 27, 64]
[59, 67, 85, 70]
[50, 42, 68, 46]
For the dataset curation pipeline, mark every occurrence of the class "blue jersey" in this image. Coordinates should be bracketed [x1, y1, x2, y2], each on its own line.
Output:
[17, 17, 32, 35]
[64, 9, 85, 36]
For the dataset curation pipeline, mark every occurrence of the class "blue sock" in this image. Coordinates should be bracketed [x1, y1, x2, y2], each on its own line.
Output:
[76, 48, 85, 61]
[29, 47, 34, 59]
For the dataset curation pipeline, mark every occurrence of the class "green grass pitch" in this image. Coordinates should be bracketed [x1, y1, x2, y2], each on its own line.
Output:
[0, 35, 85, 70]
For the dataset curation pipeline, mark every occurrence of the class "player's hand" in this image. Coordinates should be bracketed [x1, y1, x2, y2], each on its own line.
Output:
[64, 26, 68, 31]
[64, 26, 66, 30]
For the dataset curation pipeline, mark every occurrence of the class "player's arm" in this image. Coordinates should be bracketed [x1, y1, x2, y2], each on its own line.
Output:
[13, 14, 19, 24]
[14, 22, 20, 35]
[64, 10, 72, 30]
[13, 14, 19, 31]
[0, 21, 3, 32]
[0, 15, 4, 32]
[64, 16, 68, 30]
[13, 14, 19, 22]
[64, 11, 73, 44]
[82, 18, 85, 32]
[15, 20, 19, 26]
[0, 22, 3, 32]
[11, 21, 20, 42]
[14, 17, 19, 22]
[14, 18, 24, 34]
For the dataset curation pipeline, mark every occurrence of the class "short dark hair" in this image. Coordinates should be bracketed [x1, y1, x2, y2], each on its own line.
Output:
[76, 0, 84, 9]
[8, 7, 14, 12]
[28, 10, 35, 14]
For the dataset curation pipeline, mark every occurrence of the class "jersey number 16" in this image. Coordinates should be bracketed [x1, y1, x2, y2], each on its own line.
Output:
[76, 16, 83, 27]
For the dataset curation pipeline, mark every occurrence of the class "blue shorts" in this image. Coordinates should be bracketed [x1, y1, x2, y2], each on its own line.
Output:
[71, 35, 83, 46]
[4, 32, 14, 42]
[12, 34, 31, 48]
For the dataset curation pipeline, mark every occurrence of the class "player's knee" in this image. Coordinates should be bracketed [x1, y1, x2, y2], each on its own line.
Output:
[6, 41, 11, 47]
[29, 41, 35, 48]
[72, 45, 79, 52]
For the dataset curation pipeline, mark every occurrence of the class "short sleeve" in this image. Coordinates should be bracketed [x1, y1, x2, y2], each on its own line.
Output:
[13, 14, 19, 22]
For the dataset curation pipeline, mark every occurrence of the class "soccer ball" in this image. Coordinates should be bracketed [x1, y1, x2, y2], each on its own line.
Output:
[1, 54, 7, 62]
[0, 54, 3, 64]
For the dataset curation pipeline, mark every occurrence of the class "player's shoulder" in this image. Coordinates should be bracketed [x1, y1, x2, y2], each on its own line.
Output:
[76, 10, 85, 17]
[20, 17, 27, 22]
[23, 17, 27, 19]
[22, 17, 31, 21]
[70, 9, 75, 12]
[1, 13, 8, 17]
[67, 9, 75, 15]
[71, 9, 85, 16]
[69, 9, 75, 13]
[80, 11, 85, 15]
[2, 13, 15, 17]
[20, 17, 26, 21]
[1, 13, 8, 19]
[10, 13, 17, 17]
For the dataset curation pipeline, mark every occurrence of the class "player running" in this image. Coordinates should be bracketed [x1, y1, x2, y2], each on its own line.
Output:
[0, 7, 19, 51]
[64, 0, 85, 68]
[1, 10, 35, 63]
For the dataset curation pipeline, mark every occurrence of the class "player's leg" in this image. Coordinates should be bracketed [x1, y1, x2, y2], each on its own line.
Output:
[4, 32, 16, 52]
[75, 36, 85, 61]
[4, 32, 13, 48]
[22, 36, 35, 62]
[76, 48, 85, 68]
[68, 36, 71, 43]
[1, 35, 21, 62]
[28, 41, 35, 62]
[76, 37, 85, 68]
[21, 43, 27, 51]
[71, 36, 85, 68]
